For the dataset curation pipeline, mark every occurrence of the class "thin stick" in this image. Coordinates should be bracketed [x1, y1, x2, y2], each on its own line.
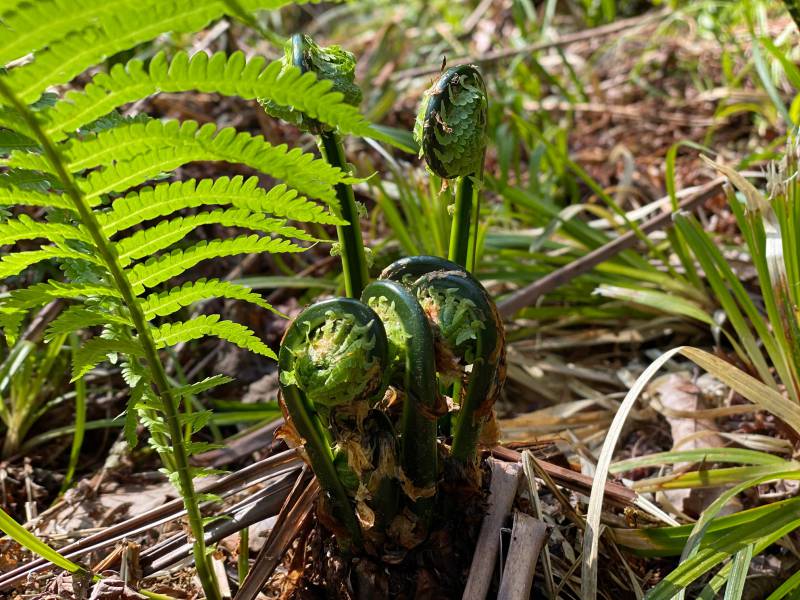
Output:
[497, 511, 549, 600]
[462, 459, 521, 600]
[497, 177, 725, 318]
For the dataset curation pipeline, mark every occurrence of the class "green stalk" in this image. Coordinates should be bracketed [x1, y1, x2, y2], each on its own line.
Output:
[318, 130, 369, 297]
[60, 333, 86, 494]
[0, 80, 221, 600]
[449, 174, 478, 270]
[362, 280, 439, 524]
[279, 298, 389, 547]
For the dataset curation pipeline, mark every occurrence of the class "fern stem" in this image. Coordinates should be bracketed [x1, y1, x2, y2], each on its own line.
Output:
[318, 131, 370, 298]
[362, 280, 438, 527]
[449, 174, 478, 270]
[0, 81, 221, 600]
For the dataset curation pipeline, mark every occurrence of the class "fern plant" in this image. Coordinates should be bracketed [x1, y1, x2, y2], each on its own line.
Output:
[0, 2, 393, 597]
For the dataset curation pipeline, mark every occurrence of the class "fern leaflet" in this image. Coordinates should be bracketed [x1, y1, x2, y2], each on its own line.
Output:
[151, 314, 275, 358]
[140, 279, 279, 319]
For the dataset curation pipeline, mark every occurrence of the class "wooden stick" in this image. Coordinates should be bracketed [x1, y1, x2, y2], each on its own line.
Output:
[497, 177, 725, 318]
[462, 459, 522, 600]
[497, 512, 549, 600]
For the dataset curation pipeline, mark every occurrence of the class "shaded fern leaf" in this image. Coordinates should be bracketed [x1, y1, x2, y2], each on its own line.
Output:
[125, 235, 305, 293]
[174, 374, 234, 397]
[45, 306, 132, 340]
[0, 0, 317, 105]
[140, 279, 279, 319]
[72, 337, 143, 381]
[114, 208, 314, 267]
[151, 314, 275, 358]
[97, 177, 342, 236]
[43, 50, 374, 140]
[0, 246, 104, 279]
[1, 281, 120, 312]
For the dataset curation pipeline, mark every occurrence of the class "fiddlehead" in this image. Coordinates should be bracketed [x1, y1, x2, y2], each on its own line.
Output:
[362, 280, 442, 530]
[279, 298, 389, 546]
[412, 271, 505, 467]
[414, 65, 488, 271]
[380, 255, 469, 284]
[262, 34, 370, 297]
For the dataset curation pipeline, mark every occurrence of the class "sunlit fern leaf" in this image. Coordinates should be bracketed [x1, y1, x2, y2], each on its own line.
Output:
[0, 0, 318, 105]
[0, 0, 138, 66]
[0, 246, 104, 279]
[97, 178, 342, 237]
[42, 50, 374, 141]
[140, 278, 279, 319]
[150, 314, 275, 358]
[45, 306, 132, 341]
[17, 119, 349, 205]
[72, 337, 143, 381]
[125, 235, 305, 293]
[0, 186, 77, 211]
[114, 209, 314, 267]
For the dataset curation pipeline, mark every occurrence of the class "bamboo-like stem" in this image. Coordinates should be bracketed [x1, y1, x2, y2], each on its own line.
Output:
[318, 131, 369, 297]
[0, 80, 221, 600]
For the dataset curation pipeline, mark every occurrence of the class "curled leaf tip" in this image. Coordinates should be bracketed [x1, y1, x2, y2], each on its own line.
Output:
[260, 33, 362, 133]
[414, 64, 488, 179]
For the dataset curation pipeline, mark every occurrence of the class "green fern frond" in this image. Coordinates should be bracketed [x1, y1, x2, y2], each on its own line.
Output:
[0, 214, 89, 246]
[28, 119, 349, 204]
[72, 336, 143, 381]
[114, 208, 313, 267]
[42, 50, 374, 140]
[97, 178, 341, 237]
[151, 314, 275, 358]
[0, 185, 78, 211]
[0, 0, 316, 105]
[125, 235, 305, 293]
[0, 246, 103, 278]
[140, 278, 278, 319]
[45, 305, 132, 340]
